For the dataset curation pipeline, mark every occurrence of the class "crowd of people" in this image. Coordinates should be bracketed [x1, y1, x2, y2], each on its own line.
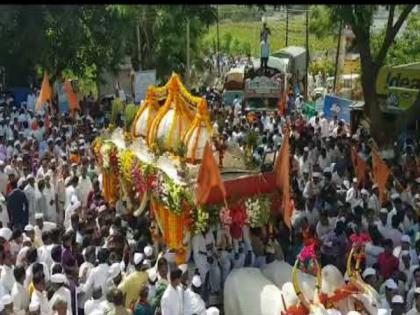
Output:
[0, 69, 418, 315]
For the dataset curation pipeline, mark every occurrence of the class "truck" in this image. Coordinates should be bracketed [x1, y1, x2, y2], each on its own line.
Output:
[242, 56, 287, 112]
[272, 46, 307, 83]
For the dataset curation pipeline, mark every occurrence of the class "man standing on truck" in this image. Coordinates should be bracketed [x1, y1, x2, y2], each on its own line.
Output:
[260, 22, 271, 42]
[260, 38, 270, 75]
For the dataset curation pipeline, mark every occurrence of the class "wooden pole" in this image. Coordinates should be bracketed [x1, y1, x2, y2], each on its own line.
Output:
[333, 20, 343, 94]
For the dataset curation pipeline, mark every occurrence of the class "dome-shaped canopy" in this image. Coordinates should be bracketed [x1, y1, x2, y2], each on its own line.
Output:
[183, 100, 213, 164]
[131, 88, 160, 138]
[148, 76, 194, 152]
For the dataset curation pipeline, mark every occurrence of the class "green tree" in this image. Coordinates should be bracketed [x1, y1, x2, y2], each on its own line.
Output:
[329, 5, 415, 144]
[222, 32, 233, 54]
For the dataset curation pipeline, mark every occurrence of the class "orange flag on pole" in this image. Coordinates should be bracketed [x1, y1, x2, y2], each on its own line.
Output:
[372, 149, 391, 204]
[35, 72, 53, 112]
[274, 126, 293, 228]
[278, 91, 286, 116]
[64, 80, 79, 111]
[195, 142, 226, 206]
[351, 146, 368, 188]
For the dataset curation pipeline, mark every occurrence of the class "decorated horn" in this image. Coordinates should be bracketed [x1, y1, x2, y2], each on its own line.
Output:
[292, 259, 311, 310]
[346, 246, 368, 293]
[312, 256, 322, 304]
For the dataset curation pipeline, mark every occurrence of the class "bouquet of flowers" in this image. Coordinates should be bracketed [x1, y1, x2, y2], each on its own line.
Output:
[193, 207, 209, 234]
[245, 196, 271, 228]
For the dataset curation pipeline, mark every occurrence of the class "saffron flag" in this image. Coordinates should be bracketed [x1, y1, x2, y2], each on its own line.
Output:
[64, 80, 79, 111]
[278, 91, 286, 116]
[35, 72, 53, 112]
[351, 147, 368, 188]
[372, 149, 391, 204]
[274, 126, 293, 228]
[195, 142, 226, 205]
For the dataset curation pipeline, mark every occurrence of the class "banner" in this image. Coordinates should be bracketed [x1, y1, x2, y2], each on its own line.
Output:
[323, 94, 351, 122]
[135, 70, 156, 104]
[376, 63, 420, 96]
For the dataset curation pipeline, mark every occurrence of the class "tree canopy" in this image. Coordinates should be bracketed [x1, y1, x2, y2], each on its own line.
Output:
[0, 5, 216, 88]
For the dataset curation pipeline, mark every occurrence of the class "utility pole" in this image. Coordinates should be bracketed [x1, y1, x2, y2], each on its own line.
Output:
[333, 20, 343, 94]
[305, 7, 309, 99]
[216, 5, 220, 78]
[186, 17, 191, 87]
[136, 21, 141, 71]
[285, 6, 289, 46]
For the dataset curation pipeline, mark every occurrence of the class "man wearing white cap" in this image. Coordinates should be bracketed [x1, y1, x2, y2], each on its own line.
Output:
[391, 295, 405, 315]
[23, 174, 38, 224]
[48, 274, 72, 315]
[118, 252, 148, 308]
[407, 287, 420, 315]
[381, 279, 398, 310]
[362, 267, 377, 290]
[183, 275, 206, 315]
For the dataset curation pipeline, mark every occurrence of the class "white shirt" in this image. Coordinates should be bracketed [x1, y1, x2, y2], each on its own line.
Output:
[24, 184, 38, 223]
[406, 307, 420, 315]
[12, 281, 30, 315]
[64, 185, 77, 210]
[0, 264, 15, 293]
[82, 263, 110, 297]
[346, 187, 362, 209]
[31, 289, 49, 315]
[183, 287, 206, 315]
[77, 176, 92, 208]
[84, 298, 105, 315]
[161, 284, 184, 315]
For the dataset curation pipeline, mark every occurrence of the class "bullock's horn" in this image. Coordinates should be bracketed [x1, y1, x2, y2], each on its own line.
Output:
[292, 259, 310, 309]
[347, 246, 368, 293]
[313, 256, 322, 304]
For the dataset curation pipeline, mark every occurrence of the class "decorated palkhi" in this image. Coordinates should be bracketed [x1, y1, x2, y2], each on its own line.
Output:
[92, 73, 279, 264]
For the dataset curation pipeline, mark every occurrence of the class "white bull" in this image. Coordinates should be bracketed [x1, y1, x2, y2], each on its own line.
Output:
[224, 268, 339, 315]
[262, 259, 382, 315]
